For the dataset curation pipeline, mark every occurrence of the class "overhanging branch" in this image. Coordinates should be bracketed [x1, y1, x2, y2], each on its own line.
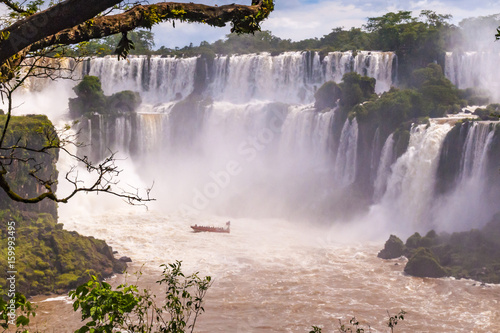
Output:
[0, 1, 273, 68]
[0, 0, 123, 63]
[28, 1, 272, 53]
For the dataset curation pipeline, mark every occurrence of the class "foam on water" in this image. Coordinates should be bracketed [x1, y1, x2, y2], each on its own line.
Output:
[29, 207, 500, 332]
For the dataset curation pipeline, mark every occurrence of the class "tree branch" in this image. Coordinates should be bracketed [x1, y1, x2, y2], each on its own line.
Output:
[0, 1, 272, 66]
[1, 0, 27, 14]
[0, 0, 124, 64]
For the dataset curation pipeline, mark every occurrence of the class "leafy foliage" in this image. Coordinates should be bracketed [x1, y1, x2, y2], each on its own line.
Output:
[70, 276, 140, 333]
[473, 104, 500, 120]
[350, 63, 467, 136]
[114, 32, 135, 60]
[70, 261, 212, 333]
[74, 30, 155, 57]
[0, 290, 36, 333]
[310, 310, 406, 333]
[314, 81, 341, 111]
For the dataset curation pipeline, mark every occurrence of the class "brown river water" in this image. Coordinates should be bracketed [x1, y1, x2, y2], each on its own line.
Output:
[25, 209, 500, 332]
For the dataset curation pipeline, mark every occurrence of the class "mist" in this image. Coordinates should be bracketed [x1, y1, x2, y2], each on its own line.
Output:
[17, 51, 489, 244]
[445, 14, 500, 102]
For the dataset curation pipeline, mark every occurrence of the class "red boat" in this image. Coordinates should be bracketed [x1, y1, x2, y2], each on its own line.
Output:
[191, 221, 230, 233]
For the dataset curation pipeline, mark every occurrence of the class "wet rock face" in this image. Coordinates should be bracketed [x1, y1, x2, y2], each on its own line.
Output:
[380, 214, 500, 283]
[377, 235, 405, 259]
[404, 247, 448, 278]
[314, 81, 341, 111]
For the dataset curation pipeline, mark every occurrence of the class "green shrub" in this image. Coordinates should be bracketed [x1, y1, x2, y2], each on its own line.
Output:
[69, 76, 142, 118]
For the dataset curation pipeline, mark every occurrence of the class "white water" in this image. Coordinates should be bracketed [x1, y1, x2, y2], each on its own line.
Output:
[7, 50, 500, 332]
[335, 118, 358, 187]
[373, 133, 394, 201]
[81, 51, 395, 105]
[87, 55, 198, 103]
[460, 122, 495, 180]
[27, 207, 500, 332]
[433, 122, 498, 232]
[445, 51, 500, 102]
[366, 121, 453, 235]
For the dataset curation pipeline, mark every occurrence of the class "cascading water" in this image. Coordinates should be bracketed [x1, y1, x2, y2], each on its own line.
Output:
[373, 133, 394, 200]
[367, 121, 453, 234]
[16, 49, 500, 332]
[322, 51, 395, 94]
[79, 51, 395, 105]
[85, 55, 198, 102]
[445, 51, 500, 102]
[460, 122, 495, 179]
[432, 121, 499, 231]
[334, 118, 358, 187]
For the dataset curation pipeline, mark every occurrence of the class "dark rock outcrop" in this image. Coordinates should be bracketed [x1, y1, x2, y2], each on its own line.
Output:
[380, 214, 500, 283]
[404, 247, 448, 278]
[377, 235, 405, 259]
[69, 75, 141, 118]
[314, 81, 341, 111]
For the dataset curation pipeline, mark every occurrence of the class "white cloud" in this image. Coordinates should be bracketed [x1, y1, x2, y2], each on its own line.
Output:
[151, 0, 500, 48]
[261, 2, 384, 41]
[154, 21, 231, 49]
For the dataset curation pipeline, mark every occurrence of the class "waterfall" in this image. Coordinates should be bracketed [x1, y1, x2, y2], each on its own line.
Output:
[209, 53, 313, 104]
[335, 118, 358, 187]
[29, 49, 495, 227]
[86, 55, 198, 103]
[373, 133, 394, 201]
[322, 51, 395, 94]
[432, 121, 498, 231]
[445, 51, 500, 102]
[373, 121, 452, 232]
[137, 113, 166, 155]
[460, 122, 495, 179]
[279, 105, 335, 160]
[78, 51, 395, 106]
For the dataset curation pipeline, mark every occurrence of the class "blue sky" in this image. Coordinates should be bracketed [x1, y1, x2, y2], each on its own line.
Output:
[153, 0, 500, 49]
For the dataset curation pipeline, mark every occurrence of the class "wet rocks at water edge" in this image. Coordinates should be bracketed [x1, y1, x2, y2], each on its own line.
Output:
[377, 235, 405, 259]
[403, 248, 447, 278]
[119, 256, 132, 263]
[379, 214, 500, 283]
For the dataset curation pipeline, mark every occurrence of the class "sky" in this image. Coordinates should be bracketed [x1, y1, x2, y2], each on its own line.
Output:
[152, 0, 500, 48]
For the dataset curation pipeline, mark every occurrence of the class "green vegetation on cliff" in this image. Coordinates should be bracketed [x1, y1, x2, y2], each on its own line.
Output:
[473, 104, 500, 120]
[69, 76, 142, 118]
[0, 115, 58, 217]
[351, 63, 465, 129]
[0, 210, 125, 296]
